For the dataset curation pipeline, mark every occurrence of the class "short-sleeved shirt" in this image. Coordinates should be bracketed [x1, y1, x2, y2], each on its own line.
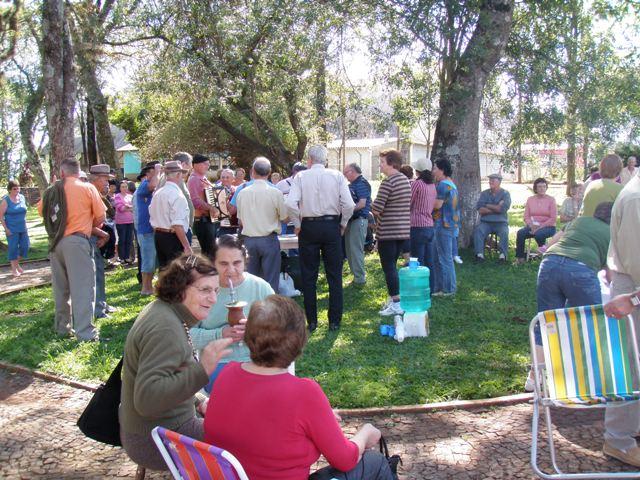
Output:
[546, 216, 610, 272]
[581, 179, 623, 217]
[371, 172, 411, 240]
[236, 180, 287, 237]
[433, 179, 460, 230]
[63, 178, 106, 237]
[348, 175, 371, 220]
[476, 188, 511, 223]
[135, 179, 154, 235]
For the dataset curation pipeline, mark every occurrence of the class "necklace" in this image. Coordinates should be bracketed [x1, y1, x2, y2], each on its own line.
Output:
[181, 319, 199, 362]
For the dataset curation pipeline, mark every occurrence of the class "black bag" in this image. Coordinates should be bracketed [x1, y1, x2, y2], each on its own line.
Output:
[77, 357, 123, 446]
[380, 436, 402, 479]
[100, 220, 117, 259]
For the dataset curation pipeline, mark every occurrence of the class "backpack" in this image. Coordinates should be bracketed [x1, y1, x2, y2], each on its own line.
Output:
[41, 179, 68, 252]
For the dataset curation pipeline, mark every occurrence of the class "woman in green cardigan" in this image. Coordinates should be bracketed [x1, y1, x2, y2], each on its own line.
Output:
[119, 253, 232, 471]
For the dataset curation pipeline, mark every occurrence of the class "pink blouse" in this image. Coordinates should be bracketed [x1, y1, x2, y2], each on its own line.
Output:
[113, 193, 134, 224]
[524, 194, 557, 228]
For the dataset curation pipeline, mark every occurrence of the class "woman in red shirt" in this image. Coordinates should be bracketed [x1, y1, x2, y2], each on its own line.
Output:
[204, 295, 395, 480]
[515, 177, 557, 264]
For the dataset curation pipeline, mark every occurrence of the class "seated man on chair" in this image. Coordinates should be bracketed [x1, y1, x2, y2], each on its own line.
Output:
[473, 173, 511, 263]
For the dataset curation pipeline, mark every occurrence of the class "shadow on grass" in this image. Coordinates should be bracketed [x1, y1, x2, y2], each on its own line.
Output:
[0, 247, 541, 408]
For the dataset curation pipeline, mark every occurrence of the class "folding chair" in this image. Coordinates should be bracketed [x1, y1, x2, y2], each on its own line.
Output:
[530, 305, 640, 479]
[152, 426, 249, 480]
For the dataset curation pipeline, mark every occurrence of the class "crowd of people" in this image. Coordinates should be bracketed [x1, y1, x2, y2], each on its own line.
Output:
[4, 146, 640, 475]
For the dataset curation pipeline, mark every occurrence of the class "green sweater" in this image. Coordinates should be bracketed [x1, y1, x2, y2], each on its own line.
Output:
[545, 216, 610, 272]
[120, 300, 210, 436]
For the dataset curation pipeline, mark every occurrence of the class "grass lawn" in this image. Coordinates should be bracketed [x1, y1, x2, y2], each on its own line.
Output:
[0, 206, 540, 408]
[0, 207, 49, 265]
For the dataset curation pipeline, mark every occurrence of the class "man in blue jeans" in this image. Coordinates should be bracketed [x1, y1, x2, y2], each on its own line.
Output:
[473, 173, 511, 263]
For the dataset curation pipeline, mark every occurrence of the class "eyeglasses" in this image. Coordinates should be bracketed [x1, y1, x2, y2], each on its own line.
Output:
[190, 285, 218, 296]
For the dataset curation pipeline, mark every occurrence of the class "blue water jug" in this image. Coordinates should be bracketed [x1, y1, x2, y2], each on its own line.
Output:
[399, 257, 431, 312]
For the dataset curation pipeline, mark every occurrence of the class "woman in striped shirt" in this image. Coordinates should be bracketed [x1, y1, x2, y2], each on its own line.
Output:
[409, 159, 436, 291]
[372, 149, 412, 316]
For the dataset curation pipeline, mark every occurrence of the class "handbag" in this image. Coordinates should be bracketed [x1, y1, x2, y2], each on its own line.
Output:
[77, 357, 123, 446]
[379, 436, 402, 479]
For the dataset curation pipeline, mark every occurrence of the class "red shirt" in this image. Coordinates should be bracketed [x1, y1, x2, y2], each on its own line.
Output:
[204, 362, 359, 480]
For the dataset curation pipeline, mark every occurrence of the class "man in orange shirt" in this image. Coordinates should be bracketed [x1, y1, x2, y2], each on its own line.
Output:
[43, 159, 107, 341]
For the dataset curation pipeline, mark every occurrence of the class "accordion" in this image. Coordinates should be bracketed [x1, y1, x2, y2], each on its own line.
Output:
[205, 185, 235, 224]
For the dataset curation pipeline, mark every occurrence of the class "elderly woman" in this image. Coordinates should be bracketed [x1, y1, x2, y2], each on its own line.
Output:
[204, 295, 395, 480]
[559, 183, 583, 224]
[525, 202, 613, 392]
[515, 177, 557, 264]
[119, 253, 232, 470]
[191, 234, 274, 391]
[0, 180, 29, 277]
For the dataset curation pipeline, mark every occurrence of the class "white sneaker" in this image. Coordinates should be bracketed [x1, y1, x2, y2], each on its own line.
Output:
[454, 256, 463, 264]
[379, 301, 404, 316]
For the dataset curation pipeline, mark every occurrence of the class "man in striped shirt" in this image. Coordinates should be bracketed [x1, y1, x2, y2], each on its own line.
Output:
[372, 149, 412, 316]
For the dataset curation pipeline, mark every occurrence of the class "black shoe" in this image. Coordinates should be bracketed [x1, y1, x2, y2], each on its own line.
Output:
[308, 323, 317, 333]
[329, 323, 340, 331]
[84, 336, 110, 343]
[474, 255, 485, 263]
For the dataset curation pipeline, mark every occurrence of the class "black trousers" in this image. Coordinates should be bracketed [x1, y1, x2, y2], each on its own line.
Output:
[193, 217, 217, 259]
[299, 218, 343, 326]
[154, 231, 183, 269]
[309, 450, 395, 480]
[377, 239, 405, 297]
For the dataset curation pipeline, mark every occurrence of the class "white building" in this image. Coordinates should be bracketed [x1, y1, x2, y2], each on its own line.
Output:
[327, 134, 505, 181]
[326, 135, 430, 180]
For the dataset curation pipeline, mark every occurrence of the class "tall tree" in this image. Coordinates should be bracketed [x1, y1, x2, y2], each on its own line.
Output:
[42, 0, 76, 177]
[429, 0, 514, 245]
[145, 0, 347, 168]
[0, 0, 21, 71]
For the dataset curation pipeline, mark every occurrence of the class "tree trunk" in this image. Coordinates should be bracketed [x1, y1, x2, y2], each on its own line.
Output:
[582, 125, 590, 181]
[86, 96, 98, 165]
[42, 0, 77, 177]
[76, 54, 116, 169]
[18, 78, 49, 191]
[565, 102, 577, 194]
[564, 3, 579, 196]
[429, 0, 514, 247]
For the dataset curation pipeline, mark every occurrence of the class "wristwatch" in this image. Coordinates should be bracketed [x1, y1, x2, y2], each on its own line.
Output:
[631, 292, 640, 307]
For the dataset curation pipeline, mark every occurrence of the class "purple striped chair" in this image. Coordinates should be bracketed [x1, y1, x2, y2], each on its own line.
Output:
[151, 426, 249, 480]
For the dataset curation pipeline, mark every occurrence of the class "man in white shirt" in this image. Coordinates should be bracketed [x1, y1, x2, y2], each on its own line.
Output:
[236, 157, 288, 291]
[286, 145, 354, 332]
[603, 167, 640, 466]
[149, 160, 192, 268]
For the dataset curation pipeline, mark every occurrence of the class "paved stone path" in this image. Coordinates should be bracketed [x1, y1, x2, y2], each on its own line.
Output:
[2, 369, 638, 479]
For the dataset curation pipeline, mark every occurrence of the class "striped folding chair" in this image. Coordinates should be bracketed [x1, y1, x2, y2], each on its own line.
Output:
[151, 426, 249, 480]
[529, 305, 640, 479]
